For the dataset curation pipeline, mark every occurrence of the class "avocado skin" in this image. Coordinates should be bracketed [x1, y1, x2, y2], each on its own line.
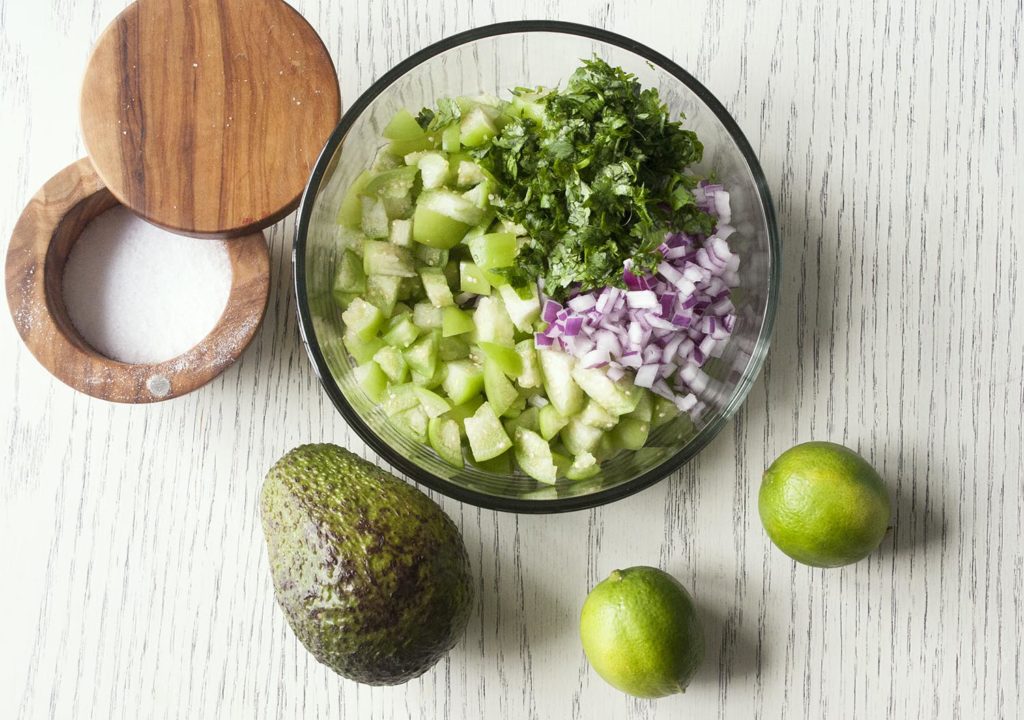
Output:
[260, 444, 473, 685]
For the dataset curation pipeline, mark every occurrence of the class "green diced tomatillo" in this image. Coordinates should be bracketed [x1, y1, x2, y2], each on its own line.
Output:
[472, 296, 515, 345]
[412, 207, 471, 250]
[363, 165, 419, 198]
[386, 134, 438, 156]
[343, 331, 384, 365]
[364, 275, 402, 316]
[363, 241, 416, 277]
[417, 152, 451, 190]
[398, 275, 425, 302]
[497, 284, 540, 332]
[413, 302, 442, 329]
[382, 194, 414, 221]
[444, 396, 484, 435]
[561, 418, 604, 456]
[419, 268, 455, 308]
[341, 297, 385, 342]
[360, 197, 390, 238]
[333, 249, 366, 297]
[469, 451, 513, 474]
[403, 330, 440, 379]
[382, 313, 419, 348]
[414, 386, 452, 419]
[411, 362, 447, 390]
[566, 452, 601, 481]
[463, 402, 513, 462]
[502, 406, 540, 438]
[459, 106, 498, 148]
[414, 245, 449, 268]
[338, 170, 371, 227]
[392, 405, 429, 443]
[459, 261, 491, 295]
[538, 404, 570, 441]
[381, 383, 420, 416]
[538, 348, 585, 416]
[478, 341, 524, 377]
[466, 233, 516, 279]
[461, 182, 492, 211]
[612, 418, 650, 451]
[389, 218, 413, 247]
[352, 361, 388, 403]
[443, 259, 461, 290]
[456, 160, 487, 188]
[510, 90, 548, 123]
[483, 358, 519, 417]
[428, 416, 464, 468]
[439, 335, 471, 361]
[514, 340, 541, 389]
[441, 123, 461, 153]
[627, 389, 654, 423]
[571, 366, 642, 416]
[513, 427, 558, 484]
[412, 190, 484, 249]
[373, 345, 409, 384]
[442, 306, 474, 337]
[580, 400, 617, 430]
[441, 360, 484, 406]
[651, 395, 680, 429]
[382, 108, 426, 141]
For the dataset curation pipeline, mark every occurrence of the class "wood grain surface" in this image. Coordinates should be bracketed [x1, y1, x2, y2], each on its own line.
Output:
[80, 0, 340, 237]
[1, 0, 1021, 718]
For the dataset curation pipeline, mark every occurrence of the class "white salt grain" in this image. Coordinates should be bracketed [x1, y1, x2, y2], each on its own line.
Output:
[62, 207, 232, 364]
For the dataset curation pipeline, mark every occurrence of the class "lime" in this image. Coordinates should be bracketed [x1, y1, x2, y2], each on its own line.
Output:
[759, 441, 891, 568]
[579, 566, 704, 698]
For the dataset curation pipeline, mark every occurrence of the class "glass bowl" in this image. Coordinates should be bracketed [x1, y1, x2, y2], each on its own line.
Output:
[293, 21, 779, 513]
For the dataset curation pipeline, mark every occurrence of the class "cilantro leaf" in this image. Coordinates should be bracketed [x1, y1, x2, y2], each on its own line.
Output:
[481, 57, 715, 299]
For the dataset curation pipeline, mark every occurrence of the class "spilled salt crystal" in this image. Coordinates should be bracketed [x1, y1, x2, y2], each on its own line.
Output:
[62, 207, 232, 364]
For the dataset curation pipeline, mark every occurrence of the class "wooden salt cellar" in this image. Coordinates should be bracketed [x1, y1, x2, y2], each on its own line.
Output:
[5, 0, 340, 402]
[5, 159, 270, 403]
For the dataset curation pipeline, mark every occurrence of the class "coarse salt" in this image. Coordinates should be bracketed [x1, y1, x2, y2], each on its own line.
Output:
[62, 207, 232, 364]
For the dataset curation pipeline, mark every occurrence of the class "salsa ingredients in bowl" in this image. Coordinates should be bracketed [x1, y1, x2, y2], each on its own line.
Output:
[329, 57, 739, 484]
[294, 22, 779, 511]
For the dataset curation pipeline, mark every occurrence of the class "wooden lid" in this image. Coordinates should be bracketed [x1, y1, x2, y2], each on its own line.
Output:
[80, 0, 341, 238]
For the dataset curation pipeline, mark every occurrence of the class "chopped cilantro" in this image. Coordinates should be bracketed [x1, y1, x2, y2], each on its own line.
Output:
[416, 97, 462, 132]
[474, 57, 714, 299]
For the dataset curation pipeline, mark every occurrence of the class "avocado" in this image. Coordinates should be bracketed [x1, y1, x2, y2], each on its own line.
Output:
[260, 444, 473, 685]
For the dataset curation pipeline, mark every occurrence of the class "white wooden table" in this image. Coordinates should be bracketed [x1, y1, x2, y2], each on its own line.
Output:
[2, 1, 1021, 717]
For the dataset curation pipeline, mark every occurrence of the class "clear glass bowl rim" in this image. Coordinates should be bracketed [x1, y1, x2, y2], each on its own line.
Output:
[292, 20, 781, 513]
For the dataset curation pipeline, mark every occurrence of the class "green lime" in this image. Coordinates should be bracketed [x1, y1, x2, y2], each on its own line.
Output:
[579, 566, 704, 698]
[759, 441, 891, 568]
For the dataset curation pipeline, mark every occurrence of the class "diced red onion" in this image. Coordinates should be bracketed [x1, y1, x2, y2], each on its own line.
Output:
[639, 344, 660, 364]
[634, 365, 658, 388]
[529, 186, 737, 421]
[568, 294, 596, 312]
[646, 315, 675, 331]
[581, 348, 610, 368]
[620, 351, 642, 368]
[541, 299, 561, 323]
[650, 379, 675, 400]
[564, 316, 584, 336]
